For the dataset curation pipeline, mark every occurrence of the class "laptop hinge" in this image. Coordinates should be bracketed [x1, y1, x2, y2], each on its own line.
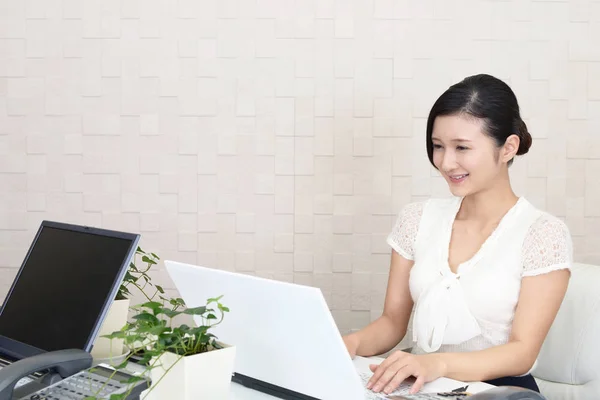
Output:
[231, 372, 321, 400]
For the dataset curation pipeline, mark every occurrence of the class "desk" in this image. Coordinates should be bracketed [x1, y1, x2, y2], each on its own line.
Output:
[125, 356, 494, 399]
[228, 356, 495, 399]
[230, 380, 496, 399]
[230, 381, 277, 399]
[124, 354, 493, 399]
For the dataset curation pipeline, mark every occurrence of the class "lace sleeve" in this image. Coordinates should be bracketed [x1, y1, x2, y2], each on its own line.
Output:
[386, 202, 424, 260]
[521, 214, 573, 277]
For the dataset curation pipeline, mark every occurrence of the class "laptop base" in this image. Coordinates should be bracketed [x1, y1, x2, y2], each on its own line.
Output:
[231, 372, 320, 400]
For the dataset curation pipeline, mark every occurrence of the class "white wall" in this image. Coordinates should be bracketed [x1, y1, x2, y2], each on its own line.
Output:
[0, 0, 599, 336]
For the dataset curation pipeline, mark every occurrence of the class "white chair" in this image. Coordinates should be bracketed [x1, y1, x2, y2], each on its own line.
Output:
[533, 263, 600, 399]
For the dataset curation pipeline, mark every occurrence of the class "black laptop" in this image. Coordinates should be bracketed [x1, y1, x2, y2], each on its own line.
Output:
[0, 220, 139, 362]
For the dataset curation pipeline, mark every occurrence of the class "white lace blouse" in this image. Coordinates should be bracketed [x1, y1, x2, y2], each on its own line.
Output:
[387, 196, 573, 356]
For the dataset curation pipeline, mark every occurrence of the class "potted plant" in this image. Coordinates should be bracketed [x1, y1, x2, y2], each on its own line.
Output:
[99, 295, 235, 400]
[91, 247, 164, 362]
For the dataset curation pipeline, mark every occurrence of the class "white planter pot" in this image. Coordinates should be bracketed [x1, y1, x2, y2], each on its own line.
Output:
[142, 343, 236, 400]
[91, 298, 130, 361]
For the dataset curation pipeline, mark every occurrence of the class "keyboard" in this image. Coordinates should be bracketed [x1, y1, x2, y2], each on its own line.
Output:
[18, 365, 148, 400]
[358, 372, 470, 399]
[359, 371, 412, 399]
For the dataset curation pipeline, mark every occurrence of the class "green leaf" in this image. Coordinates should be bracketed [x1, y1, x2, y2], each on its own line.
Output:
[170, 297, 186, 307]
[139, 301, 162, 314]
[173, 324, 191, 334]
[189, 326, 209, 336]
[123, 336, 141, 346]
[212, 341, 224, 349]
[155, 285, 165, 294]
[139, 301, 162, 310]
[126, 376, 146, 384]
[132, 312, 160, 325]
[158, 295, 170, 303]
[207, 295, 223, 303]
[112, 359, 130, 370]
[130, 350, 153, 365]
[115, 286, 128, 300]
[142, 255, 157, 265]
[102, 330, 127, 340]
[161, 332, 184, 348]
[143, 349, 164, 359]
[123, 271, 135, 281]
[146, 325, 168, 336]
[158, 308, 181, 318]
[117, 285, 131, 299]
[183, 306, 207, 315]
[199, 335, 211, 344]
[133, 323, 167, 336]
[206, 313, 217, 320]
[218, 305, 230, 312]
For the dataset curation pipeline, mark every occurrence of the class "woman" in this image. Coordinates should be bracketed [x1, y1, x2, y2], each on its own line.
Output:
[343, 74, 572, 395]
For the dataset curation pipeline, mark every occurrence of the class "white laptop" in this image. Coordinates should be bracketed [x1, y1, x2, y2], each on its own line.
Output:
[164, 260, 491, 400]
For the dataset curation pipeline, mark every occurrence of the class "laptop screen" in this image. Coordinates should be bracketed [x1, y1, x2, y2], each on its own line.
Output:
[0, 221, 139, 358]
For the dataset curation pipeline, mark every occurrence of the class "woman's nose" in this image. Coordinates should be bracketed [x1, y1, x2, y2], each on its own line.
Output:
[440, 151, 458, 171]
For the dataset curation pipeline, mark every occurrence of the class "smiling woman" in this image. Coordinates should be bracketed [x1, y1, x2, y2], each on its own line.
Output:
[427, 75, 532, 200]
[342, 74, 572, 396]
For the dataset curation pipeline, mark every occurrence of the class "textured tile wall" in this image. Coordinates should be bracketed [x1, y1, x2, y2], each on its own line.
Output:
[0, 0, 599, 338]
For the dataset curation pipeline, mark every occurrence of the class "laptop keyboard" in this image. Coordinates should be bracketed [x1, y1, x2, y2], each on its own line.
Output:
[359, 371, 412, 399]
[359, 372, 471, 399]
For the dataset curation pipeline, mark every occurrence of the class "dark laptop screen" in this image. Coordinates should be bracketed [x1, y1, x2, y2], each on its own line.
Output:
[0, 223, 138, 355]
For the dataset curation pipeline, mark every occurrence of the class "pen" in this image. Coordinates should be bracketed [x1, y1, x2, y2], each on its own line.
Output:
[451, 385, 469, 393]
[432, 385, 471, 397]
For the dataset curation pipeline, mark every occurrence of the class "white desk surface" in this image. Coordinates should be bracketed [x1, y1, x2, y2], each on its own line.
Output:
[230, 381, 275, 399]
[122, 354, 493, 399]
[228, 356, 495, 399]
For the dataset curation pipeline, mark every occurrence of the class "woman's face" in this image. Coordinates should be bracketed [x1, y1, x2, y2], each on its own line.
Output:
[431, 115, 505, 197]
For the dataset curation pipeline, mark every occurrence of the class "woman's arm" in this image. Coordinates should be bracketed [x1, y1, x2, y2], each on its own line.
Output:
[367, 268, 570, 394]
[344, 250, 414, 357]
[368, 214, 573, 395]
[437, 268, 570, 381]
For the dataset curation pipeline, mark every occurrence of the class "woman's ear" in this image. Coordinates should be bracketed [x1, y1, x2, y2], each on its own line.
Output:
[502, 134, 520, 163]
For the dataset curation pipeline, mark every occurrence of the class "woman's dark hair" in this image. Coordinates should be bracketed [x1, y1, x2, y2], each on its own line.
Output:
[426, 74, 532, 168]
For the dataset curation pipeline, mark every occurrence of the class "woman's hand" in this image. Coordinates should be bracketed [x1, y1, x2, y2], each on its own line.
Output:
[342, 334, 360, 359]
[367, 351, 447, 395]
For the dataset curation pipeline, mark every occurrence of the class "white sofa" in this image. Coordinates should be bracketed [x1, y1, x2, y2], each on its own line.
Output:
[533, 263, 600, 399]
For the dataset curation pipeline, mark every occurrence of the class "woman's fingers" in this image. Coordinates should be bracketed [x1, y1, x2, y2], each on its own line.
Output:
[409, 374, 426, 394]
[367, 352, 401, 388]
[371, 360, 410, 393]
[382, 365, 415, 394]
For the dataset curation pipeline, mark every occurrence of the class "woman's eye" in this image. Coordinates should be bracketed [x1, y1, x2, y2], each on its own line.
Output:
[433, 144, 443, 150]
[457, 146, 468, 151]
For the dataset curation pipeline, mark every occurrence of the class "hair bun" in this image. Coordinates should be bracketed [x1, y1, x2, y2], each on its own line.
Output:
[516, 119, 532, 156]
